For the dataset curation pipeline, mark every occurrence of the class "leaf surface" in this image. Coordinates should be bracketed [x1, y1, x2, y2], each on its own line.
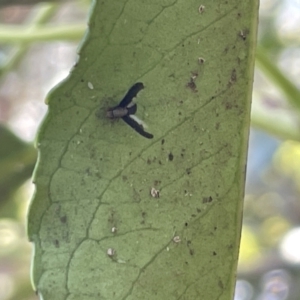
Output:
[28, 1, 259, 299]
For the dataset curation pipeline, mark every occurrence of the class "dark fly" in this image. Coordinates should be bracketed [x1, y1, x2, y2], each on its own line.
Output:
[106, 82, 153, 139]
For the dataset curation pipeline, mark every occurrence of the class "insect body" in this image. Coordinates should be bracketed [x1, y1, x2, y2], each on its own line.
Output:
[107, 82, 153, 139]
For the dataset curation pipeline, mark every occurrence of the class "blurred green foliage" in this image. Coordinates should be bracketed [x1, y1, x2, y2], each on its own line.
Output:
[0, 0, 300, 299]
[0, 125, 36, 218]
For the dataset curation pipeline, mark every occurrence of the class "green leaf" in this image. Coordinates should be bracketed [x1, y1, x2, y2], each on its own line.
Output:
[28, 1, 259, 299]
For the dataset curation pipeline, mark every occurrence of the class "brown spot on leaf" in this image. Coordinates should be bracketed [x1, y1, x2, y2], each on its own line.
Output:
[228, 68, 237, 85]
[186, 79, 197, 92]
[218, 280, 224, 289]
[202, 196, 213, 203]
[239, 29, 249, 40]
[60, 216, 67, 223]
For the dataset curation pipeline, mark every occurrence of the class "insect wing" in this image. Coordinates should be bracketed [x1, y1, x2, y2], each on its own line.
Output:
[122, 115, 153, 139]
[126, 103, 137, 115]
[119, 82, 144, 108]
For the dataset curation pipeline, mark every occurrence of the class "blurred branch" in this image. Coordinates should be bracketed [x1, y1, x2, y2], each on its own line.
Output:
[0, 23, 85, 43]
[256, 46, 300, 113]
[0, 0, 63, 6]
[0, 3, 59, 77]
[251, 108, 300, 141]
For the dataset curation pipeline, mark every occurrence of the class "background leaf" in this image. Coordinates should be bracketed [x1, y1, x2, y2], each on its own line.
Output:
[0, 125, 36, 217]
[28, 0, 259, 299]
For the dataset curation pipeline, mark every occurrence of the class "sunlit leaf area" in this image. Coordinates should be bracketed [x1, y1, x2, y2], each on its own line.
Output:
[0, 0, 300, 299]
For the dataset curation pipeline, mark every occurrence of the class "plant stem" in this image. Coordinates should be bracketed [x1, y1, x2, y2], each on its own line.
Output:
[0, 23, 85, 43]
[256, 46, 300, 113]
[0, 3, 59, 76]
